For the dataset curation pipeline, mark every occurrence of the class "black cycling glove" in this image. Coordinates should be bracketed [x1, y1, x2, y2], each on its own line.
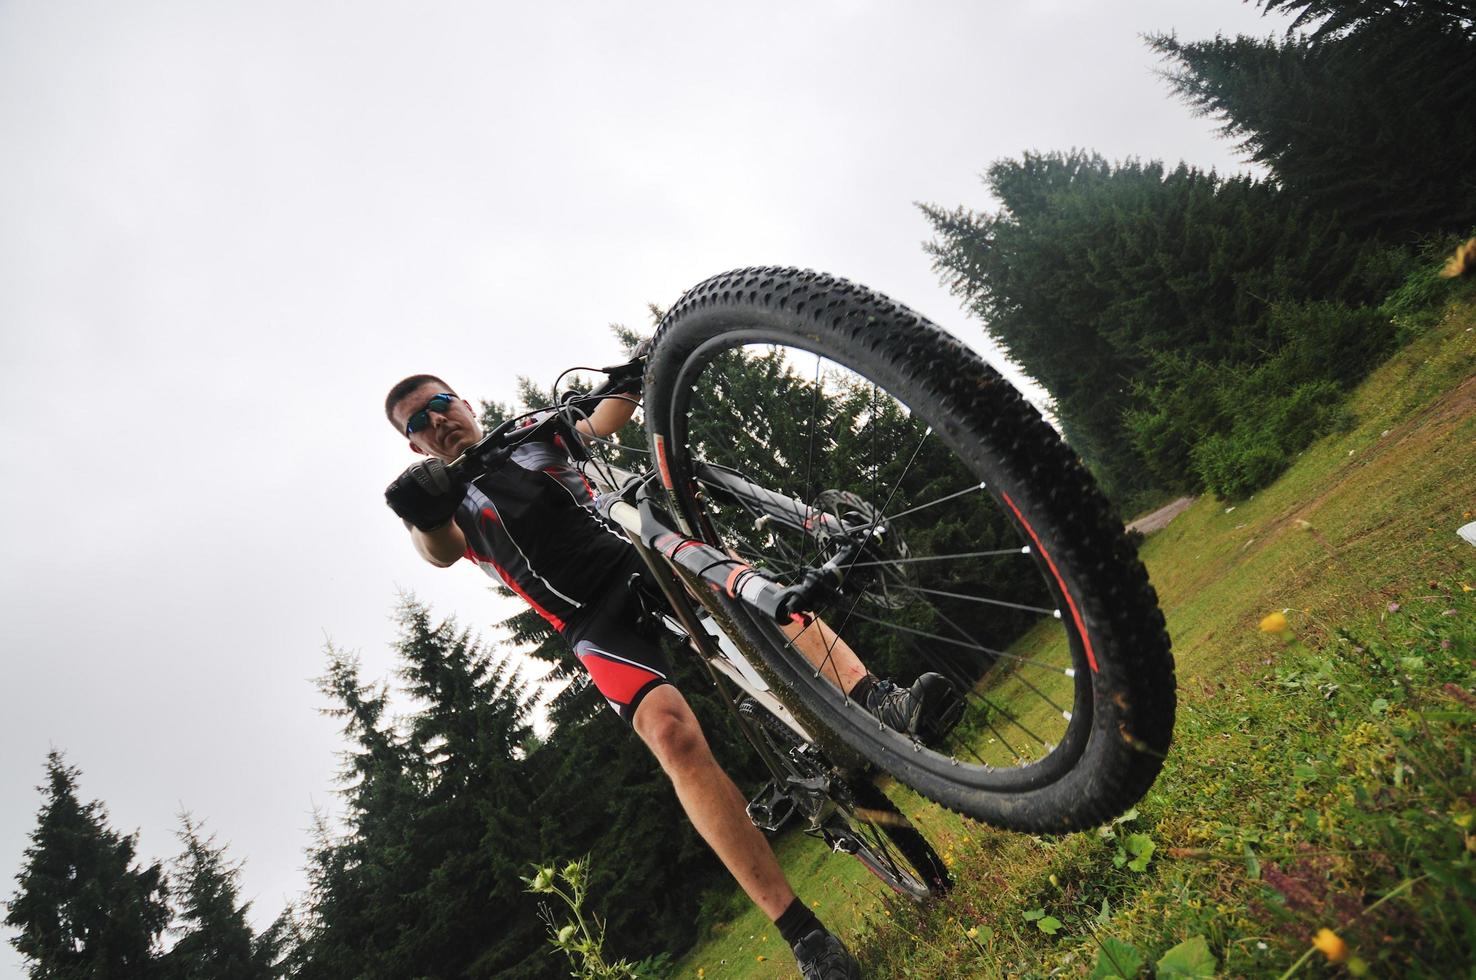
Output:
[385, 458, 465, 532]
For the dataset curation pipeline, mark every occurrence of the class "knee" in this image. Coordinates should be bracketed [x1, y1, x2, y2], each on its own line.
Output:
[637, 705, 711, 775]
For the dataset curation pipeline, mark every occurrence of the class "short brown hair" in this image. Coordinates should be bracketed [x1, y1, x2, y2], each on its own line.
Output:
[384, 374, 455, 429]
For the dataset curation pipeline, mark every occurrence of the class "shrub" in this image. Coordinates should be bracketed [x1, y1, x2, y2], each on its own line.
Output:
[1189, 380, 1345, 499]
[1128, 298, 1396, 499]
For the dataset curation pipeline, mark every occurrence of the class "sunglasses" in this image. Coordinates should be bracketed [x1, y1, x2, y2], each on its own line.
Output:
[404, 392, 457, 436]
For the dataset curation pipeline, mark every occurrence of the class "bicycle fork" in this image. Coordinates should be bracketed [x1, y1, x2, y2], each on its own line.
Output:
[595, 476, 861, 626]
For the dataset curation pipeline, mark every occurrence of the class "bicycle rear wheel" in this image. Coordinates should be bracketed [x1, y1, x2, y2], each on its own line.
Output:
[828, 780, 951, 901]
[643, 267, 1176, 832]
[741, 697, 949, 901]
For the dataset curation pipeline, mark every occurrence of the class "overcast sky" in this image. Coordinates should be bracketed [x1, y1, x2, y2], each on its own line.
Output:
[0, 0, 1290, 965]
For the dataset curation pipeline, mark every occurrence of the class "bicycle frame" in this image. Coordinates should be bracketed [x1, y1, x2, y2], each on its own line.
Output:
[578, 454, 865, 802]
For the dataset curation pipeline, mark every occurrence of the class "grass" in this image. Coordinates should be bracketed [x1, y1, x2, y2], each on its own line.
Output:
[664, 294, 1476, 979]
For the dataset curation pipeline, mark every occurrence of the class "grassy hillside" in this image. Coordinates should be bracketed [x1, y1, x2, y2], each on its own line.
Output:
[669, 295, 1476, 979]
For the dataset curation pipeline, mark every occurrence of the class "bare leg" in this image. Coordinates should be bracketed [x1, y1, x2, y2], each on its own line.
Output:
[632, 685, 796, 920]
[780, 616, 868, 695]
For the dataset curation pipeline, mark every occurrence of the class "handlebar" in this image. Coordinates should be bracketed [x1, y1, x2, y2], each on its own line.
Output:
[444, 358, 642, 482]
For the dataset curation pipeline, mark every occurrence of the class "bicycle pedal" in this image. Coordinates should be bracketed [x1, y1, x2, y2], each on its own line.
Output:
[746, 781, 797, 833]
[917, 676, 966, 745]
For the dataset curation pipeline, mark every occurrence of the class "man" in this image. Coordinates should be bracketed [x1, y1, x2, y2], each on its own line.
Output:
[382, 362, 951, 979]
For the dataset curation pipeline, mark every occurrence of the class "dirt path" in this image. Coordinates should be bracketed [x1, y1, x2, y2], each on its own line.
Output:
[1127, 495, 1196, 534]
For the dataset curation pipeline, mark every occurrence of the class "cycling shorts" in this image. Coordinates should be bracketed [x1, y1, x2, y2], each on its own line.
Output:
[562, 556, 674, 725]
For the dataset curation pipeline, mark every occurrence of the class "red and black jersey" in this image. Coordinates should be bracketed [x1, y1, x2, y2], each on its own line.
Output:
[453, 422, 632, 632]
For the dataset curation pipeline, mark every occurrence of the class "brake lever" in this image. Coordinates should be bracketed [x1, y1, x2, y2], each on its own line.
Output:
[445, 423, 517, 481]
[600, 355, 646, 386]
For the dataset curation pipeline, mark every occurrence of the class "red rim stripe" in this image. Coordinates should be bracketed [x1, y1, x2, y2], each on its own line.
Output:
[1000, 491, 1098, 674]
[654, 434, 674, 489]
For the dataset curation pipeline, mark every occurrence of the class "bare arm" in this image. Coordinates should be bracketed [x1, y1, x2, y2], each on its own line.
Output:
[576, 392, 641, 439]
[409, 519, 466, 567]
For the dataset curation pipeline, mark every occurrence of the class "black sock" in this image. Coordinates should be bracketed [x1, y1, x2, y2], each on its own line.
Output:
[775, 896, 823, 946]
[847, 673, 879, 706]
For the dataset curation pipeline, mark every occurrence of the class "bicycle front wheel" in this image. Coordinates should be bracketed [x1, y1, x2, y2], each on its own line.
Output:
[643, 267, 1176, 833]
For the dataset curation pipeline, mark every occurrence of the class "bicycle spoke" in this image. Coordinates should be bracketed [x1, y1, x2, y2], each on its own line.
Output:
[861, 833, 910, 878]
[841, 547, 1031, 568]
[923, 600, 1073, 719]
[869, 382, 879, 509]
[971, 689, 1054, 750]
[582, 434, 649, 457]
[843, 609, 1074, 678]
[884, 482, 988, 522]
[849, 807, 910, 830]
[872, 426, 933, 526]
[889, 582, 1060, 618]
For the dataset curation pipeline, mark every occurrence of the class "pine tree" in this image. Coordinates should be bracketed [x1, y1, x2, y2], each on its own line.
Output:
[162, 815, 282, 980]
[1256, 0, 1474, 39]
[293, 649, 426, 976]
[391, 598, 548, 978]
[5, 752, 171, 980]
[1148, 4, 1476, 240]
[921, 151, 1389, 500]
[293, 611, 559, 978]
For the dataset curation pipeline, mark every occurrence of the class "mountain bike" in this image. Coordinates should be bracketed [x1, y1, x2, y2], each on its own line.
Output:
[448, 267, 1176, 899]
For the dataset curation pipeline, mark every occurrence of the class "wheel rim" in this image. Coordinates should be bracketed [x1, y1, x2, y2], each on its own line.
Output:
[664, 337, 1096, 792]
[826, 807, 938, 902]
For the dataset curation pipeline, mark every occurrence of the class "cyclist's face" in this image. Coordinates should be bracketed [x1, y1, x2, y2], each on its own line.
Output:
[393, 382, 482, 461]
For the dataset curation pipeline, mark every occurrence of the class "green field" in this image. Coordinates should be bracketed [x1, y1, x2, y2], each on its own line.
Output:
[671, 297, 1476, 979]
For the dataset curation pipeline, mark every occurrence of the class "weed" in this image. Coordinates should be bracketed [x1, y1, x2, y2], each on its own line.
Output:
[526, 858, 656, 979]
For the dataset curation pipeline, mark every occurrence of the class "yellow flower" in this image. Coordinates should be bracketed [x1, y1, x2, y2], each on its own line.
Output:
[697, 970, 705, 978]
[966, 927, 979, 939]
[1313, 928, 1348, 963]
[1259, 611, 1289, 633]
